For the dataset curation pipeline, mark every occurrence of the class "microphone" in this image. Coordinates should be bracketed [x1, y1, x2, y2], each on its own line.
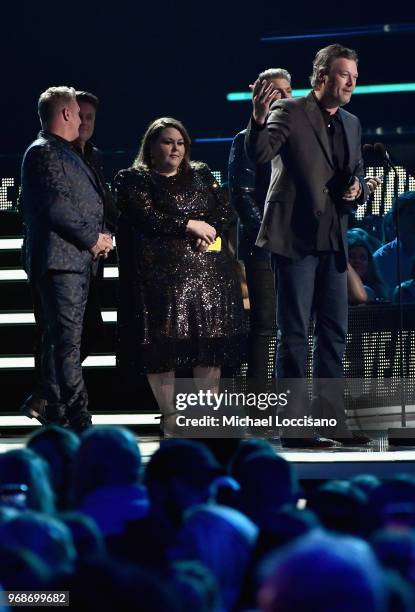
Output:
[362, 143, 374, 157]
[374, 142, 394, 167]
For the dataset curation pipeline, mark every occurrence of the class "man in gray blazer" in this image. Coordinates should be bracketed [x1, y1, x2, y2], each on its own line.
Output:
[20, 86, 113, 432]
[245, 44, 369, 447]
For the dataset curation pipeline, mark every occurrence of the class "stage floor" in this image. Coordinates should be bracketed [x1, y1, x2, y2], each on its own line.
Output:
[2, 414, 415, 480]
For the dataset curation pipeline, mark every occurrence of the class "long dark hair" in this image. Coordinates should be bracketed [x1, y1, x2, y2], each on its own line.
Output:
[348, 235, 387, 299]
[133, 117, 191, 173]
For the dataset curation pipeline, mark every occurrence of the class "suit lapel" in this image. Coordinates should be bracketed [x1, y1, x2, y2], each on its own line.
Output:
[64, 146, 102, 192]
[303, 93, 334, 168]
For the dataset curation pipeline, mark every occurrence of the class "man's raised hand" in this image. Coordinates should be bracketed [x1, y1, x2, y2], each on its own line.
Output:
[251, 78, 280, 126]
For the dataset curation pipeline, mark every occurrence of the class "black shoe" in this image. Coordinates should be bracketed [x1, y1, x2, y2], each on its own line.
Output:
[160, 412, 180, 438]
[20, 394, 48, 424]
[281, 436, 342, 449]
[46, 417, 71, 429]
[332, 432, 374, 446]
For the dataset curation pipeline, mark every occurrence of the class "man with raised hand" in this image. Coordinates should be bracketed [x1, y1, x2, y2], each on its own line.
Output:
[245, 44, 370, 448]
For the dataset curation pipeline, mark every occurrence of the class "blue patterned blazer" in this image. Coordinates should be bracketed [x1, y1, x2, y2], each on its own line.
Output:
[20, 131, 105, 280]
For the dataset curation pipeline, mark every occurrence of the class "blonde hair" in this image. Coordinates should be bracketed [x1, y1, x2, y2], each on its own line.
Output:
[38, 86, 77, 127]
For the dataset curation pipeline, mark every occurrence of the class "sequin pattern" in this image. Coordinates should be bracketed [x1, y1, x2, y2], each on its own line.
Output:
[115, 162, 246, 373]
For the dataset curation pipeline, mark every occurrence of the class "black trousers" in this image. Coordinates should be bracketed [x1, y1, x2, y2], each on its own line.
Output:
[35, 269, 91, 424]
[272, 252, 349, 436]
[244, 257, 276, 382]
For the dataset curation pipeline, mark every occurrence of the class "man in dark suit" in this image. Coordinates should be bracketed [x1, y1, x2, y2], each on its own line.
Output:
[229, 68, 292, 384]
[20, 86, 113, 432]
[74, 90, 120, 359]
[245, 44, 369, 447]
[20, 89, 119, 424]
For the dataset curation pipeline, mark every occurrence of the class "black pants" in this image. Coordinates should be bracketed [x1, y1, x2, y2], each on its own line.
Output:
[244, 257, 276, 382]
[35, 270, 91, 424]
[272, 252, 349, 436]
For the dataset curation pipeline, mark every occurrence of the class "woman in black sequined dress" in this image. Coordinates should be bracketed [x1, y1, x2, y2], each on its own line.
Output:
[115, 117, 245, 419]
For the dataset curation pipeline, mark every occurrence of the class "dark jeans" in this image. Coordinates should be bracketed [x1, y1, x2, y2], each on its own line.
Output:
[35, 270, 91, 424]
[273, 252, 349, 434]
[244, 257, 276, 382]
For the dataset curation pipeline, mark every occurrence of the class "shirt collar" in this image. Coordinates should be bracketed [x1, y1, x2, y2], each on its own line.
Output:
[312, 91, 340, 121]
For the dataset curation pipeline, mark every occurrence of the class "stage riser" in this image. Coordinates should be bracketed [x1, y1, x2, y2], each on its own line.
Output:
[0, 368, 157, 412]
[0, 325, 116, 354]
[0, 280, 119, 310]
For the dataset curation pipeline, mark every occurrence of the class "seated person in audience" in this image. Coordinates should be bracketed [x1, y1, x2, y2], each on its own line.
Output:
[374, 191, 415, 298]
[72, 427, 149, 538]
[347, 226, 381, 254]
[347, 232, 388, 303]
[382, 209, 396, 244]
[393, 258, 415, 303]
[257, 530, 387, 612]
[172, 504, 258, 612]
[0, 448, 55, 513]
[27, 425, 80, 511]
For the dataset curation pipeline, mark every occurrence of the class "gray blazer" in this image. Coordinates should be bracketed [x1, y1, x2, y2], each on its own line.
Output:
[20, 131, 104, 280]
[245, 92, 368, 266]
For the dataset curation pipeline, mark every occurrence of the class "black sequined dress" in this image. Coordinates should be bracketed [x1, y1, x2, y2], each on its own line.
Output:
[115, 162, 246, 374]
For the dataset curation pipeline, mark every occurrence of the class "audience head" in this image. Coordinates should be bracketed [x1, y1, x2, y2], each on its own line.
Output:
[392, 191, 415, 250]
[69, 557, 182, 612]
[171, 560, 220, 612]
[348, 227, 381, 253]
[173, 504, 258, 611]
[349, 474, 381, 496]
[73, 426, 142, 502]
[234, 452, 301, 527]
[59, 512, 105, 561]
[368, 475, 415, 532]
[383, 209, 396, 243]
[241, 509, 320, 610]
[0, 511, 76, 575]
[0, 545, 51, 591]
[145, 439, 222, 525]
[382, 569, 415, 612]
[254, 507, 320, 557]
[229, 438, 275, 478]
[37, 86, 80, 140]
[133, 117, 191, 174]
[258, 530, 386, 612]
[0, 448, 55, 513]
[348, 231, 387, 298]
[371, 528, 415, 583]
[27, 425, 80, 510]
[351, 474, 382, 496]
[307, 480, 369, 536]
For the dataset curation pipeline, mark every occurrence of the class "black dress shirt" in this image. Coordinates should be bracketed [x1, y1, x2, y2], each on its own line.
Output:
[312, 93, 349, 252]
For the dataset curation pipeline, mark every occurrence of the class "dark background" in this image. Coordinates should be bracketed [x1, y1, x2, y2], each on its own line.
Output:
[1, 1, 415, 172]
[1, 1, 415, 413]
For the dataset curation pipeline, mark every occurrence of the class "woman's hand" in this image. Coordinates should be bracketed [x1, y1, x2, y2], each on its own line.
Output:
[186, 220, 216, 243]
[195, 238, 210, 253]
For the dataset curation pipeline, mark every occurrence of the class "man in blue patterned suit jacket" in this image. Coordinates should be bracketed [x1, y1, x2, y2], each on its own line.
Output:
[20, 86, 113, 432]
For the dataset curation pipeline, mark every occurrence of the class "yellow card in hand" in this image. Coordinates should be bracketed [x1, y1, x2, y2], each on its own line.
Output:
[207, 237, 222, 252]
